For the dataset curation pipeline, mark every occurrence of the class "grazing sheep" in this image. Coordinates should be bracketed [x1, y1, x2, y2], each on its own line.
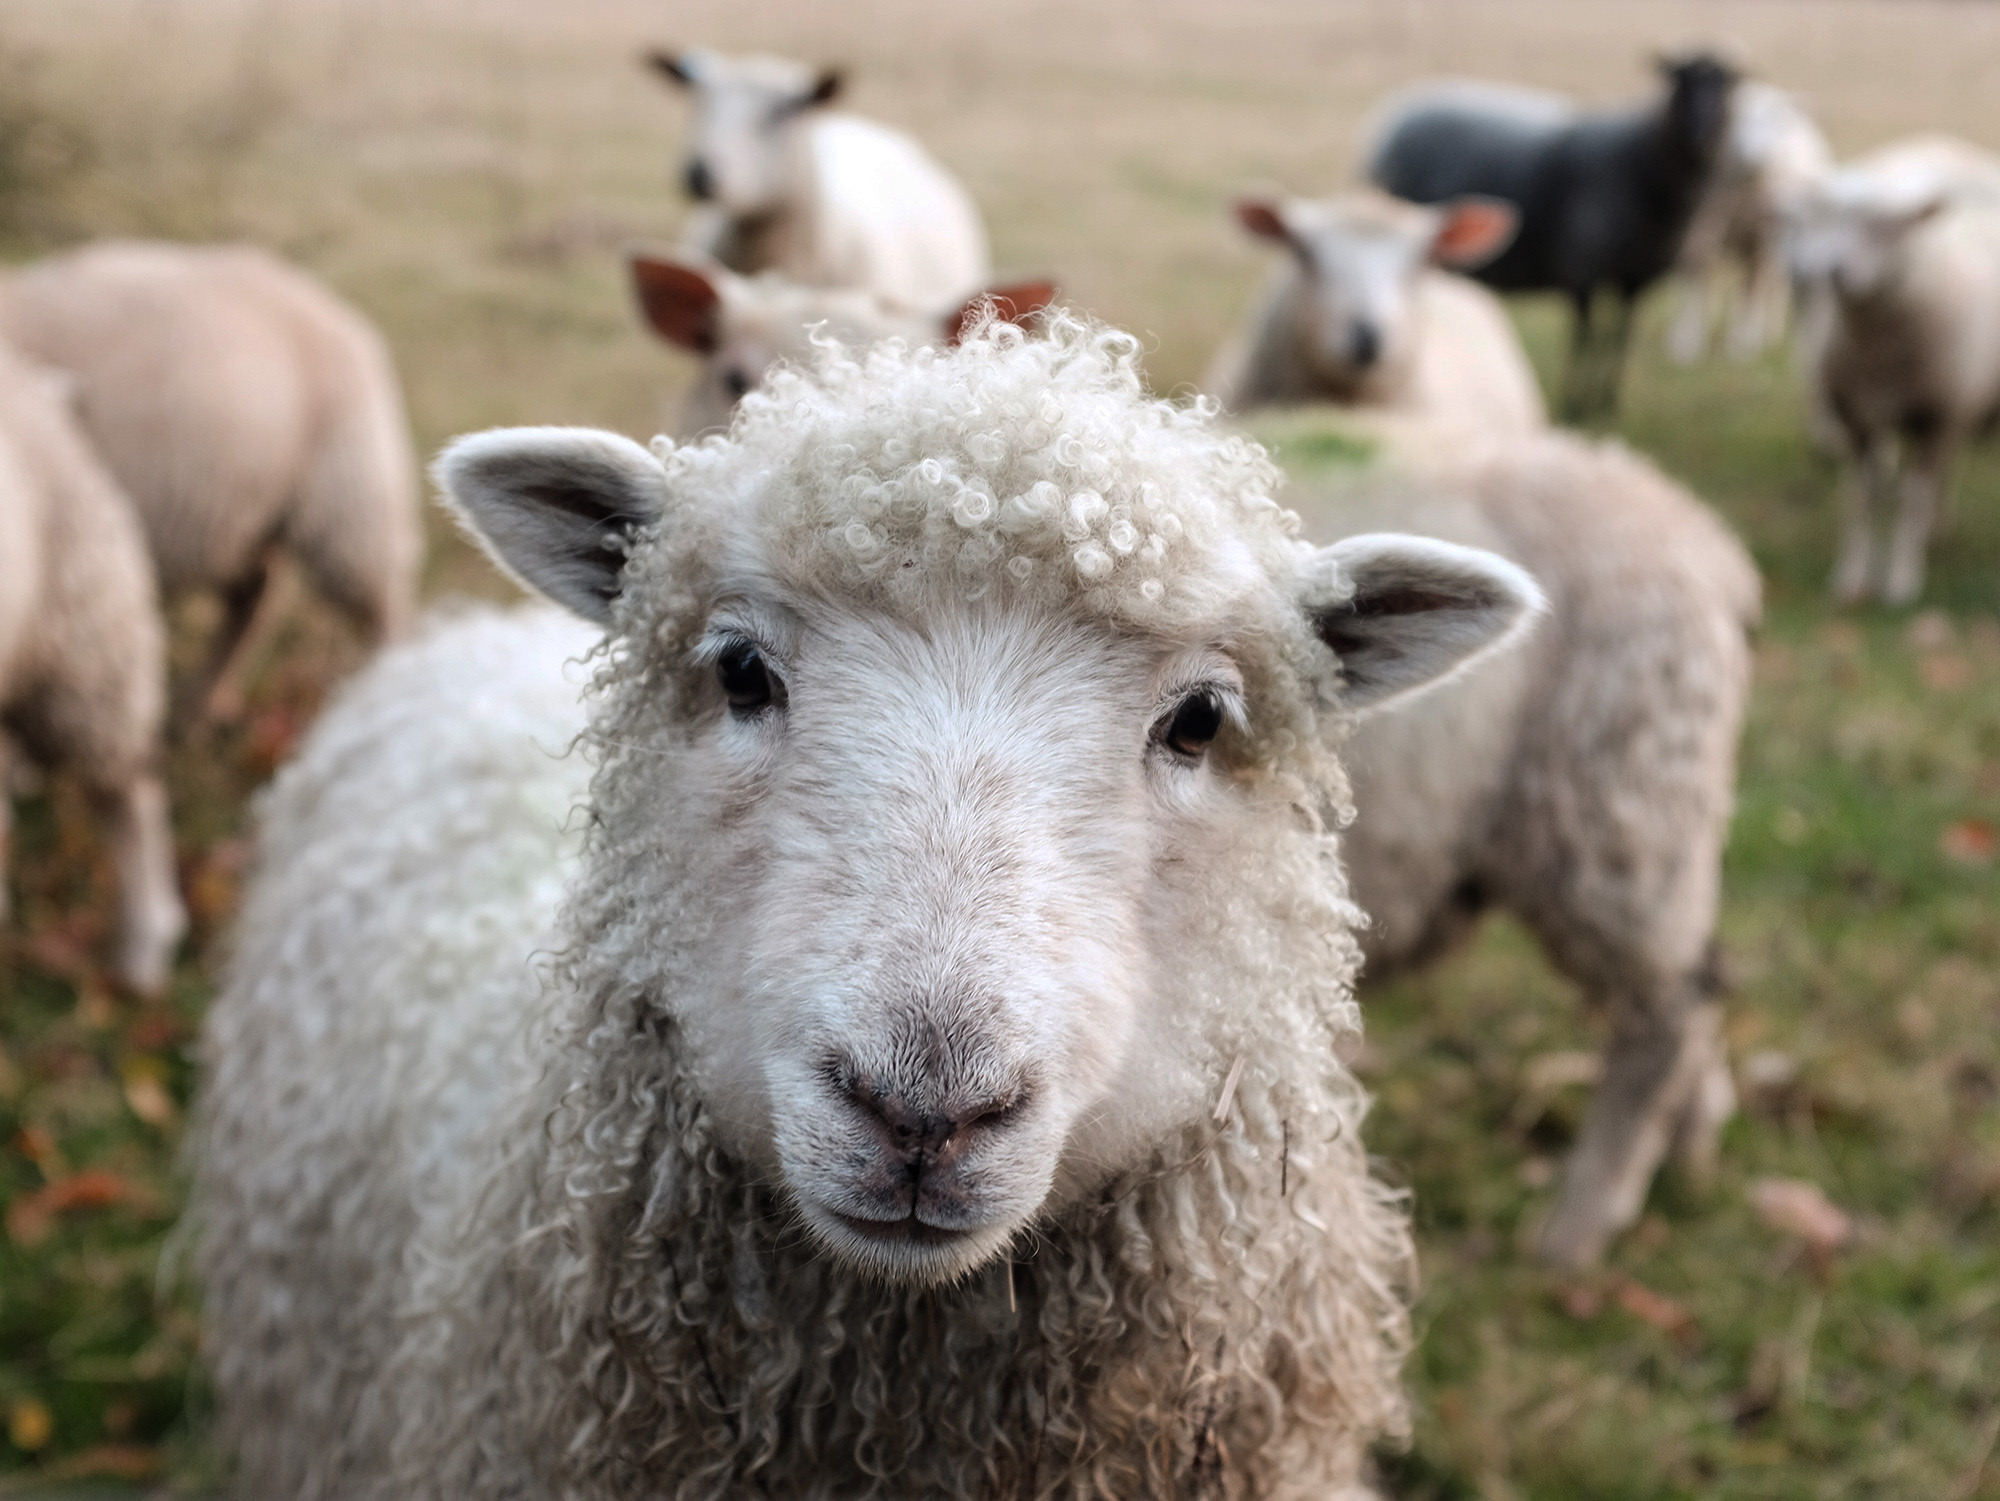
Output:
[646, 48, 991, 311]
[1667, 81, 1833, 363]
[628, 251, 1054, 435]
[1786, 136, 2000, 604]
[1207, 191, 1546, 433]
[0, 342, 183, 995]
[1271, 413, 1759, 1267]
[1367, 53, 1739, 417]
[0, 240, 421, 718]
[193, 315, 1546, 1498]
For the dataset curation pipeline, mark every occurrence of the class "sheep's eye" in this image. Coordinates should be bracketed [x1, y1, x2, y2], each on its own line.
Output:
[717, 640, 777, 713]
[723, 368, 752, 399]
[1159, 690, 1225, 759]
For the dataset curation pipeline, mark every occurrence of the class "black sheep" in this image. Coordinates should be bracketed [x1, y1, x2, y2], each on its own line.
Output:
[1368, 54, 1738, 418]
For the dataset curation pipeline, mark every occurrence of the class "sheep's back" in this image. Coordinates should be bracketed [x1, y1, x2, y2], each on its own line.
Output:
[0, 241, 411, 597]
[193, 603, 597, 1497]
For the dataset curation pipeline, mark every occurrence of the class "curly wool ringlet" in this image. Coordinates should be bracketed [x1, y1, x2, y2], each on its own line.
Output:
[195, 313, 1415, 1500]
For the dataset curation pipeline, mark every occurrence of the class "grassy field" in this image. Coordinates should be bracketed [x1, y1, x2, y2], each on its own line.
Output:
[2, 1, 1999, 1494]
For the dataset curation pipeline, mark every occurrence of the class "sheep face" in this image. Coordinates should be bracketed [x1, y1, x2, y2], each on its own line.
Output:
[1657, 52, 1738, 174]
[686, 595, 1245, 1282]
[1235, 194, 1517, 393]
[1785, 185, 1944, 303]
[438, 323, 1541, 1286]
[648, 49, 840, 218]
[629, 255, 1059, 438]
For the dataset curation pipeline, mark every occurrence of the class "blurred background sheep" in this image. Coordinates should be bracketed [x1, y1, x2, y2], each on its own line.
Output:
[0, 241, 421, 722]
[0, 342, 181, 997]
[1207, 190, 1545, 431]
[1366, 53, 1738, 417]
[1, 1, 1998, 1495]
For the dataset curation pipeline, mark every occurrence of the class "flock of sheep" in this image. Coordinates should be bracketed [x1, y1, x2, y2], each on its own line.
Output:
[1, 36, 1993, 1500]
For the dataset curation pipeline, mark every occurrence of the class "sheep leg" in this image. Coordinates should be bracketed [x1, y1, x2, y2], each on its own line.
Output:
[1882, 429, 1951, 606]
[1595, 293, 1636, 416]
[97, 771, 185, 997]
[1830, 435, 1890, 605]
[187, 553, 282, 724]
[1729, 236, 1788, 360]
[1561, 290, 1598, 421]
[1667, 272, 1713, 366]
[0, 737, 11, 927]
[1538, 993, 1719, 1268]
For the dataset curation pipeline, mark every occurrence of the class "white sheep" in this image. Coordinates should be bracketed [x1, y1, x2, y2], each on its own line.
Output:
[0, 341, 184, 995]
[1667, 81, 1833, 364]
[0, 240, 421, 717]
[1786, 136, 2000, 604]
[628, 251, 1054, 435]
[647, 48, 991, 312]
[192, 315, 1546, 1499]
[1270, 413, 1759, 1267]
[1207, 191, 1547, 434]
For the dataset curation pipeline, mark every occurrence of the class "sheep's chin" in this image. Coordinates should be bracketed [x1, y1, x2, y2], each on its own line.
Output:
[794, 1197, 1023, 1286]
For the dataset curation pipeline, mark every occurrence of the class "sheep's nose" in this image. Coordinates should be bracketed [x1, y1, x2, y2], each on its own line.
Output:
[844, 1075, 1024, 1166]
[684, 159, 714, 201]
[1350, 319, 1383, 369]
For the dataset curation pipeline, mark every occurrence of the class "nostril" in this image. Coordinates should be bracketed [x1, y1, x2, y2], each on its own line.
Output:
[836, 1066, 1031, 1159]
[1351, 320, 1382, 369]
[684, 159, 714, 201]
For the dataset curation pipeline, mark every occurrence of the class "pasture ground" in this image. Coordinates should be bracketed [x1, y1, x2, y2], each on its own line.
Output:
[1, 2, 1998, 1495]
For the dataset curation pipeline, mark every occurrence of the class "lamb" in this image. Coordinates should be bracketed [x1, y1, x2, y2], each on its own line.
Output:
[1666, 81, 1832, 363]
[0, 240, 421, 718]
[1785, 136, 2000, 604]
[1273, 416, 1759, 1267]
[192, 314, 1547, 1498]
[0, 341, 184, 995]
[1366, 53, 1739, 417]
[646, 48, 991, 311]
[1206, 190, 1547, 434]
[629, 251, 1054, 435]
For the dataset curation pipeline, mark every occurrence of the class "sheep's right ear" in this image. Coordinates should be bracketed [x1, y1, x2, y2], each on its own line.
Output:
[436, 428, 667, 625]
[645, 50, 698, 87]
[942, 279, 1057, 345]
[631, 255, 726, 353]
[1306, 533, 1545, 715]
[1429, 198, 1519, 270]
[1235, 198, 1297, 248]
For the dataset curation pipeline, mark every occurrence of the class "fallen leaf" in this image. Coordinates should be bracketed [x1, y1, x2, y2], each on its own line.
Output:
[13, 1124, 61, 1175]
[1941, 819, 1998, 867]
[18, 926, 96, 982]
[5, 1168, 147, 1248]
[1557, 1281, 1604, 1320]
[7, 1396, 52, 1452]
[125, 1009, 188, 1052]
[1750, 1177, 1854, 1256]
[38, 1443, 163, 1481]
[1614, 1276, 1699, 1344]
[245, 705, 305, 774]
[1921, 653, 1972, 692]
[121, 1068, 177, 1128]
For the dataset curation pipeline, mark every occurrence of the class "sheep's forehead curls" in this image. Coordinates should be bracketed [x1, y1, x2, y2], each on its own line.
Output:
[633, 309, 1315, 643]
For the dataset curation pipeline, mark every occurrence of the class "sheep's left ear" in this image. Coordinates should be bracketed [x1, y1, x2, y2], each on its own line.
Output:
[1428, 198, 1519, 270]
[435, 427, 668, 625]
[942, 279, 1058, 345]
[1306, 533, 1545, 715]
[805, 68, 843, 108]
